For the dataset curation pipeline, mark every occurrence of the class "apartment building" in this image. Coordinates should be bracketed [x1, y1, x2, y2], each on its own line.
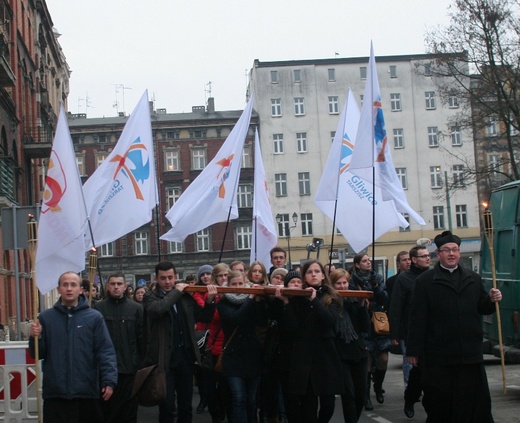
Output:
[248, 54, 481, 274]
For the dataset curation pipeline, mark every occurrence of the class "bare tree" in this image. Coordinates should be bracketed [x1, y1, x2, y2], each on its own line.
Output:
[420, 0, 520, 201]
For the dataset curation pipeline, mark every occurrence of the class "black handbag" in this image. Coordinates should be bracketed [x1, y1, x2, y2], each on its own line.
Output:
[131, 324, 166, 406]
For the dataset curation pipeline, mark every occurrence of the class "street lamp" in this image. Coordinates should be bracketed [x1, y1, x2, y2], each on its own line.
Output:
[276, 212, 298, 269]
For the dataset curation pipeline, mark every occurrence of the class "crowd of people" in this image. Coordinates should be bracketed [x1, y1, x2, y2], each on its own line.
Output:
[28, 230, 503, 423]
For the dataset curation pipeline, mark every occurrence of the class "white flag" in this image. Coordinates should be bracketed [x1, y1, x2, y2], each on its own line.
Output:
[161, 97, 254, 243]
[36, 106, 87, 294]
[315, 89, 408, 252]
[83, 91, 158, 249]
[350, 43, 425, 226]
[250, 129, 277, 268]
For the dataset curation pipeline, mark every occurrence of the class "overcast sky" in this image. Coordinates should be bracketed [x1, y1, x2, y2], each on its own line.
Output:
[45, 0, 453, 118]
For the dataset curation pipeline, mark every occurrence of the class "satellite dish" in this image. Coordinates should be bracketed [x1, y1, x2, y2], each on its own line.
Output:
[417, 238, 432, 247]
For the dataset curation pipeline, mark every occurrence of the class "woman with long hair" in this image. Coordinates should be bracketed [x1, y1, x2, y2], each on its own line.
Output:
[282, 260, 344, 423]
[247, 261, 269, 286]
[217, 270, 266, 422]
[330, 268, 370, 422]
[349, 254, 389, 411]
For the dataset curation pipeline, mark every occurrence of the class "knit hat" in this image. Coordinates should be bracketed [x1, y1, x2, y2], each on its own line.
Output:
[284, 270, 302, 287]
[270, 268, 288, 284]
[434, 231, 461, 249]
[197, 264, 213, 281]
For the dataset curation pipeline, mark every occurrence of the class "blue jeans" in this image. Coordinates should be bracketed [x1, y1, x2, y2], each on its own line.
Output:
[227, 375, 260, 423]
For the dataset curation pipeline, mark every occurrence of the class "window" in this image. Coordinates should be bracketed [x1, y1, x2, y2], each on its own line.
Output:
[360, 67, 367, 80]
[191, 148, 206, 170]
[448, 95, 459, 108]
[196, 229, 210, 252]
[277, 214, 290, 237]
[360, 94, 364, 107]
[271, 98, 282, 117]
[236, 226, 252, 250]
[164, 150, 180, 171]
[273, 134, 284, 154]
[296, 132, 308, 153]
[489, 154, 501, 174]
[76, 154, 85, 176]
[456, 204, 468, 228]
[433, 206, 445, 230]
[430, 166, 442, 188]
[424, 63, 432, 76]
[275, 173, 287, 197]
[168, 241, 183, 254]
[425, 91, 436, 110]
[453, 164, 465, 187]
[96, 153, 108, 169]
[166, 187, 181, 209]
[428, 127, 439, 147]
[298, 172, 311, 196]
[395, 168, 408, 189]
[99, 242, 114, 257]
[328, 68, 335, 81]
[294, 97, 305, 115]
[451, 126, 462, 146]
[390, 93, 401, 111]
[294, 69, 301, 82]
[270, 70, 278, 83]
[134, 232, 148, 255]
[242, 144, 252, 168]
[301, 213, 313, 236]
[330, 131, 336, 143]
[389, 65, 397, 78]
[399, 214, 411, 232]
[486, 118, 498, 136]
[237, 184, 252, 208]
[328, 96, 339, 114]
[393, 128, 404, 148]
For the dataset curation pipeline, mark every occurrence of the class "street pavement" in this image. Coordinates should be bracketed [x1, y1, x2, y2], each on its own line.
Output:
[137, 353, 520, 422]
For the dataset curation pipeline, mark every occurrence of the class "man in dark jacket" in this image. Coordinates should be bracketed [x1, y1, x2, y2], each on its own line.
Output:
[407, 231, 502, 423]
[95, 272, 144, 423]
[29, 271, 117, 423]
[389, 245, 430, 418]
[143, 261, 217, 423]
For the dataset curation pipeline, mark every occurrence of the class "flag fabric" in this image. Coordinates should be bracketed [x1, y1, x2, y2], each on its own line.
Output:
[349, 43, 425, 226]
[36, 106, 88, 294]
[160, 96, 254, 243]
[83, 90, 158, 249]
[315, 89, 408, 252]
[250, 129, 277, 268]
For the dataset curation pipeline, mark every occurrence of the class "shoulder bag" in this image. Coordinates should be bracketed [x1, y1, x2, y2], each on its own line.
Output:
[131, 324, 167, 406]
[214, 327, 238, 373]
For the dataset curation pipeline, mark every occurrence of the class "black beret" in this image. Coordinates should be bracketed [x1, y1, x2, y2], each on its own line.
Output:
[434, 231, 461, 249]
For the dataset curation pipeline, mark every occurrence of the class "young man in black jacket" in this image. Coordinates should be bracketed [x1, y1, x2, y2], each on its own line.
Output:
[95, 273, 144, 423]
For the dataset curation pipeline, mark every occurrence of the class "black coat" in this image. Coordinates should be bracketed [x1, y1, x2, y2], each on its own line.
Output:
[281, 292, 344, 396]
[407, 263, 496, 366]
[389, 265, 426, 341]
[142, 288, 215, 370]
[94, 295, 144, 374]
[217, 296, 265, 378]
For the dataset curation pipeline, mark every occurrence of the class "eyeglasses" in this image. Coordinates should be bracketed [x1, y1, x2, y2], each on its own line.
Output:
[416, 254, 431, 259]
[438, 248, 460, 254]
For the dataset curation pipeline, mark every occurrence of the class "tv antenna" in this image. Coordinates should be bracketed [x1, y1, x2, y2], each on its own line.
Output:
[113, 84, 132, 115]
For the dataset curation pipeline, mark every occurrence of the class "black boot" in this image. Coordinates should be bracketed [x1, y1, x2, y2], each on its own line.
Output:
[364, 372, 373, 411]
[373, 369, 386, 404]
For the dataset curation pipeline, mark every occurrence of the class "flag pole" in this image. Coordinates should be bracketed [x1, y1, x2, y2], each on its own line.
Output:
[26, 214, 42, 423]
[218, 207, 233, 263]
[482, 206, 506, 394]
[88, 248, 97, 307]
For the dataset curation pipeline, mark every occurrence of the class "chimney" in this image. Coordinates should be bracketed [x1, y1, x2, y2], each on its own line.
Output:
[207, 97, 215, 113]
